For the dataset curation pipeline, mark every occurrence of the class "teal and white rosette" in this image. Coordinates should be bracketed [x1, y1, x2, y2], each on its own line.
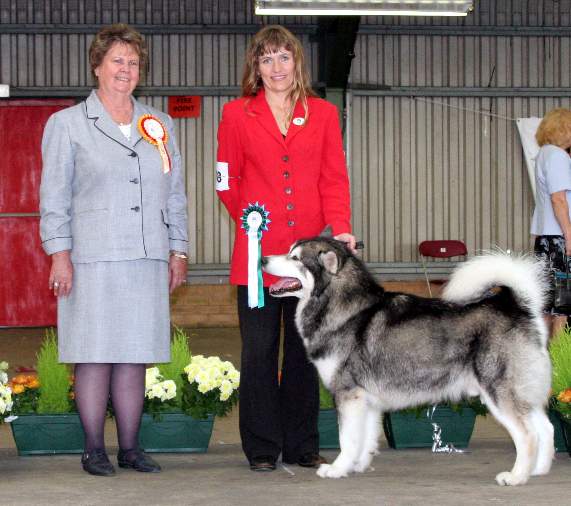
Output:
[241, 202, 271, 308]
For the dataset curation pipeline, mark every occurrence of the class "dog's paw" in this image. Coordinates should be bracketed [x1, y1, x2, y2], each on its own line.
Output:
[495, 471, 528, 486]
[316, 463, 348, 479]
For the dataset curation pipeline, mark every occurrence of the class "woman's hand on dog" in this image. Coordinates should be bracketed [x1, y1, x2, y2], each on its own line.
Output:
[334, 233, 357, 254]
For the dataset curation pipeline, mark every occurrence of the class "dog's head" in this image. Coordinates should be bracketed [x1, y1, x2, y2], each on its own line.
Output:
[262, 227, 352, 299]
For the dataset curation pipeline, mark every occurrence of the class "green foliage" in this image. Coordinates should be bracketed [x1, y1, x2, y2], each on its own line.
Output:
[36, 329, 73, 414]
[181, 380, 238, 420]
[11, 385, 39, 415]
[319, 380, 335, 409]
[549, 326, 571, 420]
[157, 327, 192, 409]
[550, 326, 571, 394]
[144, 395, 179, 420]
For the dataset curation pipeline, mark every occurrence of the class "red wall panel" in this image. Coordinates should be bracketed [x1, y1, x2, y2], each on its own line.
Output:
[0, 218, 56, 326]
[0, 99, 75, 326]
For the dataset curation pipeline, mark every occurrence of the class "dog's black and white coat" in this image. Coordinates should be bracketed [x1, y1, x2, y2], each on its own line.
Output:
[262, 230, 553, 486]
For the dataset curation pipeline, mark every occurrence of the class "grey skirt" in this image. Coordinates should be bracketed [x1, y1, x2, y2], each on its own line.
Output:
[58, 259, 170, 363]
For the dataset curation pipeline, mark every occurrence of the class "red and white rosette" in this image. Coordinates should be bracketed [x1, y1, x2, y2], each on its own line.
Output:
[137, 114, 171, 173]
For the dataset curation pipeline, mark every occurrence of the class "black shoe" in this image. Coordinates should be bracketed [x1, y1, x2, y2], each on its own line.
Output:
[284, 453, 327, 468]
[117, 448, 161, 473]
[81, 449, 116, 476]
[249, 455, 277, 472]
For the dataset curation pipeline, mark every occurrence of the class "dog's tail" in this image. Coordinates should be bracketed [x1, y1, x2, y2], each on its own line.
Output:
[442, 252, 549, 335]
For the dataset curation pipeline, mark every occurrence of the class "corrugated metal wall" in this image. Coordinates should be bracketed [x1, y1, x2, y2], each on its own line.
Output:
[0, 0, 316, 25]
[348, 0, 571, 264]
[348, 95, 571, 263]
[2, 0, 571, 271]
[0, 32, 318, 89]
[0, 0, 318, 266]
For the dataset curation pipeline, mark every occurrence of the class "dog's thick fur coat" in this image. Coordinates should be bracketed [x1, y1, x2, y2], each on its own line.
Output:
[262, 234, 553, 485]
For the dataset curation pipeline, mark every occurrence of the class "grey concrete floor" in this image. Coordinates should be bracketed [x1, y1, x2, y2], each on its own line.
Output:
[1, 327, 570, 505]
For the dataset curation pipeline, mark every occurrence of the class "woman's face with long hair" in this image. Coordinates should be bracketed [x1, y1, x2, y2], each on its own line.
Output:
[257, 47, 295, 95]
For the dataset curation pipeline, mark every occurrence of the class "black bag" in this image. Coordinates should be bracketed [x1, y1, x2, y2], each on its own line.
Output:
[554, 257, 571, 314]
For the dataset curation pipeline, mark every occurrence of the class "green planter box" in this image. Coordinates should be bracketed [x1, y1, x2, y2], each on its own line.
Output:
[383, 406, 476, 449]
[10, 413, 84, 456]
[318, 408, 339, 449]
[548, 409, 567, 453]
[560, 419, 571, 457]
[551, 410, 571, 457]
[139, 412, 214, 453]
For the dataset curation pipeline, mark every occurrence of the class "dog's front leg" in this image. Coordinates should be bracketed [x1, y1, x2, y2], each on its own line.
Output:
[354, 402, 382, 473]
[317, 389, 368, 479]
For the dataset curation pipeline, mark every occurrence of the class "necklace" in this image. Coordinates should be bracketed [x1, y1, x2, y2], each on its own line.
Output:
[97, 91, 133, 125]
[113, 108, 133, 125]
[269, 103, 290, 135]
[265, 92, 292, 136]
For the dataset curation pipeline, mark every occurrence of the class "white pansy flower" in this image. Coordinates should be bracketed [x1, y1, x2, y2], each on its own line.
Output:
[197, 382, 211, 394]
[183, 355, 240, 406]
[205, 379, 216, 392]
[184, 363, 200, 381]
[221, 361, 234, 372]
[196, 370, 210, 385]
[152, 383, 164, 397]
[220, 379, 233, 396]
[207, 367, 222, 383]
[161, 380, 177, 400]
[227, 370, 240, 386]
[145, 367, 162, 387]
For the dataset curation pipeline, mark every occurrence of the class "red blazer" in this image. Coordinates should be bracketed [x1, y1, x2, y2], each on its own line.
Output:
[216, 89, 352, 286]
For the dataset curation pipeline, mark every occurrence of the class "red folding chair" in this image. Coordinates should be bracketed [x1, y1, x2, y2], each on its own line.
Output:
[418, 240, 468, 297]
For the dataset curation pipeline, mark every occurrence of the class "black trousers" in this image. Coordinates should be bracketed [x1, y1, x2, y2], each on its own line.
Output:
[237, 286, 319, 462]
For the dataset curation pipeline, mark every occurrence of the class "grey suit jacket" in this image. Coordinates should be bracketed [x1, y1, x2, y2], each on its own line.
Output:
[40, 90, 188, 263]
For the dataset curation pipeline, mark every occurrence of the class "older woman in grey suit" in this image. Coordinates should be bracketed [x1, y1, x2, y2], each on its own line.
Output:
[39, 24, 188, 476]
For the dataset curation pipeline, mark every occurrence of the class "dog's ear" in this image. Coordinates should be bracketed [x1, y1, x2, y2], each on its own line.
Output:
[319, 225, 333, 238]
[319, 250, 339, 274]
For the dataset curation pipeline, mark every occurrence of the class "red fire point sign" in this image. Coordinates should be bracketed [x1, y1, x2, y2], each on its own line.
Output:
[168, 96, 201, 118]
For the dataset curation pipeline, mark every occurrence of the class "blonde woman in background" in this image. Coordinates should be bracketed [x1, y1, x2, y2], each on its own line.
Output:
[531, 108, 571, 338]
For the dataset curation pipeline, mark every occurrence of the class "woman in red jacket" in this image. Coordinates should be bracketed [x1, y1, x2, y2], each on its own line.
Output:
[216, 25, 355, 472]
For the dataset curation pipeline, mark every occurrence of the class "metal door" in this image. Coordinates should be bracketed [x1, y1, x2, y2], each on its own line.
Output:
[0, 99, 75, 326]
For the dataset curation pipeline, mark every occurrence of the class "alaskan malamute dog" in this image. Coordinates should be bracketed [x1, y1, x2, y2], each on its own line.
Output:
[262, 230, 554, 486]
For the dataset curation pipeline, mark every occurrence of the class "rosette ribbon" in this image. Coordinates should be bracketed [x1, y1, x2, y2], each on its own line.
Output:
[241, 202, 271, 308]
[137, 114, 171, 174]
